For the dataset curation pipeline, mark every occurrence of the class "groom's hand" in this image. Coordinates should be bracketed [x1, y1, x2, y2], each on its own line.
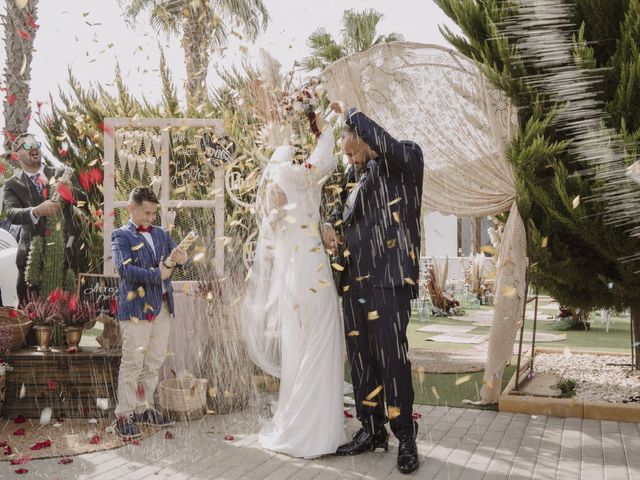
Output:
[321, 224, 342, 252]
[329, 101, 349, 120]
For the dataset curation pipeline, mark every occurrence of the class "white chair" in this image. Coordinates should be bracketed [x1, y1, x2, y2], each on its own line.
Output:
[0, 247, 18, 307]
[0, 228, 17, 251]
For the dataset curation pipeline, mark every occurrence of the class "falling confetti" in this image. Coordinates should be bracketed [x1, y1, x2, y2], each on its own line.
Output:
[365, 385, 383, 400]
[362, 400, 377, 407]
[431, 386, 440, 400]
[572, 195, 580, 209]
[367, 310, 379, 320]
[455, 375, 471, 386]
[39, 407, 52, 425]
[388, 406, 401, 420]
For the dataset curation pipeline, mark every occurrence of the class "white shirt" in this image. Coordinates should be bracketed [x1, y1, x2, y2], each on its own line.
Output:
[131, 221, 166, 293]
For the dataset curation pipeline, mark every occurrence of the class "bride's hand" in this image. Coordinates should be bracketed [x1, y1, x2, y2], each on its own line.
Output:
[314, 112, 327, 133]
[328, 101, 348, 119]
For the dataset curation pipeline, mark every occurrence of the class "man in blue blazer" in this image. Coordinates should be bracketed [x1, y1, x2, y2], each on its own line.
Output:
[111, 186, 188, 438]
[323, 102, 423, 474]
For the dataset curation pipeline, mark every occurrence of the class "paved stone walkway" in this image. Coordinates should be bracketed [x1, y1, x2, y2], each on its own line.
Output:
[2, 405, 639, 479]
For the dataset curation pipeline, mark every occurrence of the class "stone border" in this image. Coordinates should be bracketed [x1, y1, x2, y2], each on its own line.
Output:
[499, 347, 640, 422]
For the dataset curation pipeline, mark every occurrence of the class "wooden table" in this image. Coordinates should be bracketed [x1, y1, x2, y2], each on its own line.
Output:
[2, 347, 121, 419]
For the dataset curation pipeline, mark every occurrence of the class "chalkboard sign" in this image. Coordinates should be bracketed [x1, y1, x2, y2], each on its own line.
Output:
[77, 273, 120, 317]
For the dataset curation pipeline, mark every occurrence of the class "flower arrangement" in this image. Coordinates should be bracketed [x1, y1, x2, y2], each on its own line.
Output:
[0, 360, 12, 376]
[21, 292, 59, 327]
[51, 289, 96, 328]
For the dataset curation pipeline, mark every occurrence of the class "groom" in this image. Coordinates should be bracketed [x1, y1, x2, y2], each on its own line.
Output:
[323, 102, 423, 474]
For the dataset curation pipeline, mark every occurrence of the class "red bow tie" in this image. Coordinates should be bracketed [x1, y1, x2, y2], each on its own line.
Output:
[136, 225, 152, 233]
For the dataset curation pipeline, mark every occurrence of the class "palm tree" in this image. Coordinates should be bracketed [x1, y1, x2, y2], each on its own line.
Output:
[2, 0, 39, 150]
[120, 0, 269, 112]
[302, 9, 403, 72]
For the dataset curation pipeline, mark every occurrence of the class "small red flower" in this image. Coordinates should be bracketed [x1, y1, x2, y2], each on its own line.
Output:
[78, 170, 92, 191]
[164, 431, 174, 440]
[13, 428, 25, 436]
[16, 29, 31, 40]
[56, 182, 75, 204]
[98, 122, 114, 137]
[95, 208, 103, 218]
[14, 468, 28, 474]
[412, 412, 423, 420]
[59, 457, 73, 465]
[6, 94, 17, 105]
[58, 147, 68, 157]
[343, 410, 353, 418]
[89, 434, 100, 445]
[145, 313, 155, 321]
[26, 14, 39, 30]
[47, 288, 64, 304]
[10, 152, 18, 162]
[47, 379, 57, 391]
[224, 435, 235, 441]
[14, 415, 26, 424]
[8, 309, 18, 318]
[136, 384, 145, 400]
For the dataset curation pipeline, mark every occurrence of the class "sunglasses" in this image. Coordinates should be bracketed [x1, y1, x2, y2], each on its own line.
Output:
[20, 142, 41, 151]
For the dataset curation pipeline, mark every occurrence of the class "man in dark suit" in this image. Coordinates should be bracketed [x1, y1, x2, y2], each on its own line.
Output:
[2, 133, 86, 305]
[322, 102, 423, 474]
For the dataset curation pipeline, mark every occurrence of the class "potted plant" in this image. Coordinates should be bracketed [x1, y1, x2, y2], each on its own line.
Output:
[56, 292, 96, 351]
[22, 292, 59, 352]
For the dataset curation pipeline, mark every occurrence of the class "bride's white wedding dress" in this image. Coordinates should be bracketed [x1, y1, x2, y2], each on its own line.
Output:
[242, 129, 347, 458]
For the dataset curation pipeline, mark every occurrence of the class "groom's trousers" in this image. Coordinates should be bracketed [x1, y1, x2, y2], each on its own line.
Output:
[343, 284, 415, 440]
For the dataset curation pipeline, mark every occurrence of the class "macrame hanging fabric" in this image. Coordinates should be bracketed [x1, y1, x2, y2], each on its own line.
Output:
[323, 42, 526, 403]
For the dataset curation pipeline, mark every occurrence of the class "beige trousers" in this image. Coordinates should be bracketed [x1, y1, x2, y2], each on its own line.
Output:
[114, 306, 171, 417]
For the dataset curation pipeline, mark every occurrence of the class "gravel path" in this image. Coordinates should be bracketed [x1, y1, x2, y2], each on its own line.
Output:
[534, 352, 640, 403]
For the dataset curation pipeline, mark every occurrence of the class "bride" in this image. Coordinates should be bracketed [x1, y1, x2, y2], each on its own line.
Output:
[242, 108, 347, 457]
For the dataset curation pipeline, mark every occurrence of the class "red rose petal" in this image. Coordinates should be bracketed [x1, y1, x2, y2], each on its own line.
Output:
[16, 29, 31, 40]
[47, 379, 57, 391]
[343, 410, 353, 418]
[14, 415, 26, 424]
[4, 446, 13, 455]
[56, 182, 75, 204]
[30, 442, 42, 451]
[0, 441, 7, 447]
[224, 435, 234, 441]
[145, 313, 155, 321]
[89, 434, 100, 444]
[59, 457, 73, 465]
[6, 94, 17, 105]
[98, 122, 115, 137]
[15, 468, 28, 474]
[412, 412, 423, 420]
[13, 429, 25, 436]
[164, 431, 174, 440]
[136, 384, 145, 400]
[9, 152, 18, 162]
[11, 455, 31, 464]
[8, 309, 18, 318]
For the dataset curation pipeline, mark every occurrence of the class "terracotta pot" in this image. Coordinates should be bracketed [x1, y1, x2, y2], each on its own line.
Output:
[34, 325, 53, 352]
[64, 327, 83, 348]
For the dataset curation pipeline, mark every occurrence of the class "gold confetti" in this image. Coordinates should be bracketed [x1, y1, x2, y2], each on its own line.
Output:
[431, 386, 440, 400]
[342, 285, 351, 292]
[208, 387, 217, 398]
[137, 286, 145, 298]
[284, 215, 297, 224]
[144, 303, 154, 312]
[404, 277, 416, 285]
[132, 243, 144, 251]
[332, 263, 345, 271]
[367, 310, 380, 320]
[193, 252, 205, 262]
[392, 212, 400, 223]
[417, 367, 426, 385]
[387, 239, 397, 248]
[355, 275, 370, 281]
[481, 245, 496, 255]
[387, 198, 402, 206]
[122, 258, 132, 265]
[343, 249, 351, 258]
[366, 385, 383, 400]
[362, 400, 378, 407]
[126, 291, 137, 301]
[541, 237, 549, 248]
[455, 374, 471, 386]
[318, 279, 331, 288]
[388, 406, 401, 420]
[131, 316, 139, 324]
[310, 247, 321, 253]
[223, 390, 234, 398]
[572, 195, 580, 209]
[347, 330, 360, 336]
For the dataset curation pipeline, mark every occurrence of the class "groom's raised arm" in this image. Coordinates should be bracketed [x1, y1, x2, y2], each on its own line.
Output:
[345, 108, 423, 178]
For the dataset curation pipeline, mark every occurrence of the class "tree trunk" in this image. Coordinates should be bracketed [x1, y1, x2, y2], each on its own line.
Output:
[631, 304, 640, 369]
[182, 16, 212, 114]
[2, 0, 38, 150]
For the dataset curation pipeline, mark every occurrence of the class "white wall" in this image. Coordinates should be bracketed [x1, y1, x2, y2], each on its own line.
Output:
[424, 212, 457, 258]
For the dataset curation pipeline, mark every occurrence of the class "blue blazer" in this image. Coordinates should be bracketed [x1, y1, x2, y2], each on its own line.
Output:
[111, 220, 177, 321]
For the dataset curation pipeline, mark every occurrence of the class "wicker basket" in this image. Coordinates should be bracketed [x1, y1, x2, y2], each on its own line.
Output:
[0, 307, 32, 352]
[159, 377, 208, 421]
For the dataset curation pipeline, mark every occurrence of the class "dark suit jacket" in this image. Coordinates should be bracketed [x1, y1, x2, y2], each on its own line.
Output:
[2, 164, 87, 271]
[332, 109, 424, 298]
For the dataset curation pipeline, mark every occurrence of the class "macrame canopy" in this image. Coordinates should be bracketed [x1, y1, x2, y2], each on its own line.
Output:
[323, 42, 526, 403]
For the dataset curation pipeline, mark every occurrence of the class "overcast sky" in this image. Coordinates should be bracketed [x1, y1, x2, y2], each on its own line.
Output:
[1, 0, 458, 141]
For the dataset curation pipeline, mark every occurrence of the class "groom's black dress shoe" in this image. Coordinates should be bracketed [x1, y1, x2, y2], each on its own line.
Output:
[335, 427, 389, 456]
[397, 421, 419, 474]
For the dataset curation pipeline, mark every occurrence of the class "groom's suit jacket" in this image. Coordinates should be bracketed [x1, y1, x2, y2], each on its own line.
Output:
[111, 220, 178, 321]
[332, 109, 423, 298]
